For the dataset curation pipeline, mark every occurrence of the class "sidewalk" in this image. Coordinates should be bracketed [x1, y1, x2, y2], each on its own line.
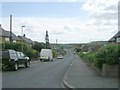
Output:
[63, 55, 118, 88]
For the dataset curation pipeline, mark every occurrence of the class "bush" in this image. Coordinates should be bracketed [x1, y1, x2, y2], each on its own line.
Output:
[79, 52, 96, 63]
[79, 44, 120, 70]
[52, 50, 56, 58]
[94, 44, 120, 69]
[1, 42, 38, 59]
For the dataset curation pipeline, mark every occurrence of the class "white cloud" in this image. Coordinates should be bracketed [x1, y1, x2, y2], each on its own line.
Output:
[81, 0, 118, 38]
[1, 16, 116, 43]
[1, 0, 118, 43]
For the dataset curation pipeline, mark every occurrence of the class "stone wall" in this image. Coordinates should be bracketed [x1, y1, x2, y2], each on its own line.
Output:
[102, 64, 118, 77]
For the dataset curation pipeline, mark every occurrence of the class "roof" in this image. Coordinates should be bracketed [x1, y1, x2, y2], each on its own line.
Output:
[0, 28, 21, 41]
[109, 31, 120, 42]
[18, 36, 34, 44]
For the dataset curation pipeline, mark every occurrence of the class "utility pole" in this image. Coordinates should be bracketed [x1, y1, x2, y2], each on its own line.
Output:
[10, 15, 12, 43]
[56, 39, 58, 53]
[21, 26, 25, 52]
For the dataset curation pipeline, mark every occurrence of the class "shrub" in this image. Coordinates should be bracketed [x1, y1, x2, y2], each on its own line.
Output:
[79, 44, 120, 70]
[79, 52, 95, 62]
[2, 42, 38, 59]
[52, 50, 56, 58]
[94, 44, 120, 69]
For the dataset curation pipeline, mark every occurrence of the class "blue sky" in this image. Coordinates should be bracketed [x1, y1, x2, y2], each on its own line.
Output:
[2, 2, 87, 18]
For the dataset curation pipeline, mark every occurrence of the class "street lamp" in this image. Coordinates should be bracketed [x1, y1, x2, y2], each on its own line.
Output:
[21, 26, 25, 36]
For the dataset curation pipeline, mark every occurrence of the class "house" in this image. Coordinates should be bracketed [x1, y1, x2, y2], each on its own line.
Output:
[18, 34, 34, 46]
[80, 45, 88, 52]
[80, 41, 107, 53]
[108, 31, 120, 43]
[0, 24, 21, 43]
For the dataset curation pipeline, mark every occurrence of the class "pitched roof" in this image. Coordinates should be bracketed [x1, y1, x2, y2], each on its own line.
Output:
[18, 36, 34, 44]
[109, 31, 120, 42]
[0, 28, 21, 41]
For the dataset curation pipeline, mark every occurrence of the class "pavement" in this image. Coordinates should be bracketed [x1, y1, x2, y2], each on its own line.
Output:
[63, 54, 118, 89]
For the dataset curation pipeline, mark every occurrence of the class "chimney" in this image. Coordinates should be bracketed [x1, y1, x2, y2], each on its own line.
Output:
[23, 34, 25, 37]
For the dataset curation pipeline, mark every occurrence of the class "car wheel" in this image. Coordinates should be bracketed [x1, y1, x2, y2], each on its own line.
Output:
[25, 61, 30, 68]
[48, 58, 50, 61]
[40, 59, 42, 61]
[51, 59, 53, 61]
[13, 62, 18, 71]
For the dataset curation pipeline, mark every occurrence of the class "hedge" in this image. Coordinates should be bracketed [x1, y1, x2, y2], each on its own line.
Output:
[79, 43, 120, 70]
[1, 42, 38, 59]
[95, 44, 120, 69]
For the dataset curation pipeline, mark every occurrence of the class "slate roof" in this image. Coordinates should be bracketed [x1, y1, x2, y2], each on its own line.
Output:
[109, 31, 120, 42]
[0, 28, 21, 41]
[18, 36, 34, 44]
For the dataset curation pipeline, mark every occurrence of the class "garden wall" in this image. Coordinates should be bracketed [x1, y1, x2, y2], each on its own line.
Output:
[102, 64, 118, 77]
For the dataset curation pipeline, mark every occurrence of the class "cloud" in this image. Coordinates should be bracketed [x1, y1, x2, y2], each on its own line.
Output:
[1, 0, 118, 43]
[2, 17, 84, 43]
[81, 0, 118, 35]
[2, 16, 117, 43]
[82, 0, 118, 19]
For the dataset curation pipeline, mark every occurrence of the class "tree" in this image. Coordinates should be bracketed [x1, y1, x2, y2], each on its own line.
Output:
[32, 42, 45, 52]
[45, 31, 51, 49]
[2, 42, 38, 59]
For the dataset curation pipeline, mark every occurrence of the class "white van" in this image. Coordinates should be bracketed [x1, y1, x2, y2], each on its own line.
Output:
[40, 49, 53, 61]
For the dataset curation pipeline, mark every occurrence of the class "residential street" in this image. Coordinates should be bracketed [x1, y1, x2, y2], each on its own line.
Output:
[2, 50, 74, 88]
[2, 49, 119, 89]
[1, 1, 119, 90]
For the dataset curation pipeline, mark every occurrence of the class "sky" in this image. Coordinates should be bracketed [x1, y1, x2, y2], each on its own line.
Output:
[1, 0, 119, 44]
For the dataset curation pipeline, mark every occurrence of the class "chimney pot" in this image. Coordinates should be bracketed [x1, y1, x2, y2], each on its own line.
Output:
[23, 34, 25, 37]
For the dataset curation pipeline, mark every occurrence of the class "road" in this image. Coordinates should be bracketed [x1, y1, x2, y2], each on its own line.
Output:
[2, 49, 74, 88]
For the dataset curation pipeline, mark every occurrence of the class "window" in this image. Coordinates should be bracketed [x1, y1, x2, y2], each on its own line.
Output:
[117, 37, 120, 43]
[21, 53, 25, 57]
[5, 37, 10, 41]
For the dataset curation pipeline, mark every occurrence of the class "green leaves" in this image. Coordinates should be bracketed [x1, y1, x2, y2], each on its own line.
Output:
[79, 43, 120, 70]
[1, 42, 38, 59]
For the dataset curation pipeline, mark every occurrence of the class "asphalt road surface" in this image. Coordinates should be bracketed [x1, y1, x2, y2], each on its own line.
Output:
[2, 50, 74, 88]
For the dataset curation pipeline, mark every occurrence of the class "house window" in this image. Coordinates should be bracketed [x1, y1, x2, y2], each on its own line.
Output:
[5, 37, 10, 41]
[117, 37, 120, 43]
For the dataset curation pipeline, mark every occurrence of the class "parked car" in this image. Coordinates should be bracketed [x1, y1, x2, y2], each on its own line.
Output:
[1, 49, 30, 71]
[16, 51, 30, 68]
[73, 52, 76, 54]
[40, 49, 53, 61]
[57, 54, 63, 59]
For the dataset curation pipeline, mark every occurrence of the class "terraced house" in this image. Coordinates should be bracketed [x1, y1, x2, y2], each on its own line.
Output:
[0, 24, 34, 46]
[18, 35, 34, 46]
[0, 24, 21, 43]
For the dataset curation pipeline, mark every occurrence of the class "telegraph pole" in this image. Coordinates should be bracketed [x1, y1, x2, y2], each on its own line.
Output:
[10, 15, 12, 43]
[21, 26, 25, 52]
